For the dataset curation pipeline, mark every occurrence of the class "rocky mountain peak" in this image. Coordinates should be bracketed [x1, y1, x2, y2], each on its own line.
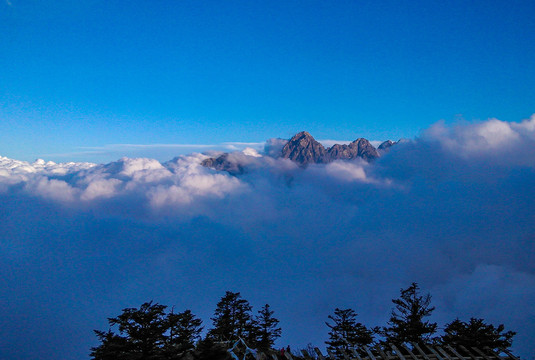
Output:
[349, 138, 380, 161]
[280, 132, 382, 165]
[202, 131, 396, 172]
[321, 138, 379, 162]
[378, 140, 396, 151]
[281, 131, 327, 165]
[200, 153, 244, 175]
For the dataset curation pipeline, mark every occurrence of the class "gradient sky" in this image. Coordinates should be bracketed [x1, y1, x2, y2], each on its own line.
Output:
[1, 0, 535, 162]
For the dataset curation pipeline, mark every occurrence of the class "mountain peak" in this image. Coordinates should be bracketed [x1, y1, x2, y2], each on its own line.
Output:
[281, 132, 382, 165]
[202, 132, 396, 172]
[293, 130, 313, 138]
[281, 131, 326, 165]
[378, 140, 396, 151]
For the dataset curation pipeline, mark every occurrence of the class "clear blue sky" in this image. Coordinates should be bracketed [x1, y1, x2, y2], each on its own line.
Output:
[1, 0, 534, 162]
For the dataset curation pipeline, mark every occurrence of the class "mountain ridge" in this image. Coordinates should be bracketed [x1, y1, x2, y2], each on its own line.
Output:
[202, 131, 396, 172]
[280, 131, 384, 165]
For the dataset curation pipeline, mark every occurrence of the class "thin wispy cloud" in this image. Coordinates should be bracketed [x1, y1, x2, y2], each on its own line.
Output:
[42, 142, 265, 162]
[80, 143, 215, 150]
[317, 139, 352, 147]
[317, 139, 387, 148]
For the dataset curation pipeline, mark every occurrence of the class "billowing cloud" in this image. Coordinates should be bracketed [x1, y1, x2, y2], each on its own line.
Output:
[422, 115, 535, 166]
[0, 116, 534, 359]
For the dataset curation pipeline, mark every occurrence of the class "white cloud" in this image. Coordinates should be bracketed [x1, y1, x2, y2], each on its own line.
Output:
[0, 154, 250, 207]
[318, 139, 352, 147]
[242, 147, 262, 157]
[318, 139, 386, 148]
[423, 115, 535, 162]
[26, 176, 78, 202]
[81, 178, 122, 201]
[0, 155, 96, 192]
[221, 142, 265, 152]
[147, 154, 247, 208]
[512, 113, 535, 135]
[324, 160, 369, 182]
[46, 141, 266, 163]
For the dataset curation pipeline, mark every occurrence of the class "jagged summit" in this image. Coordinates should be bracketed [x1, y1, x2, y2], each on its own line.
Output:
[378, 140, 396, 151]
[201, 131, 396, 172]
[281, 131, 327, 165]
[200, 153, 244, 175]
[325, 138, 379, 162]
[280, 131, 381, 165]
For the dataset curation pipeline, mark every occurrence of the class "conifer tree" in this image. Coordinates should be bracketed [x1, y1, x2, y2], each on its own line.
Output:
[192, 337, 233, 360]
[256, 304, 282, 351]
[208, 291, 256, 345]
[91, 329, 131, 360]
[165, 309, 204, 356]
[442, 318, 515, 353]
[382, 283, 437, 344]
[325, 308, 373, 359]
[90, 302, 203, 360]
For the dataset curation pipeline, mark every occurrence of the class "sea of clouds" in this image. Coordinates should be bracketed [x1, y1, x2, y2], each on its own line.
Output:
[1, 116, 534, 359]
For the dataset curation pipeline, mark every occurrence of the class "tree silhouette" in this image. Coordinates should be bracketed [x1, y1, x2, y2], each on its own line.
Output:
[89, 287, 522, 359]
[91, 301, 203, 360]
[91, 329, 132, 360]
[208, 291, 257, 345]
[165, 309, 203, 356]
[325, 308, 373, 359]
[382, 283, 437, 344]
[442, 318, 515, 353]
[192, 337, 232, 360]
[256, 304, 282, 351]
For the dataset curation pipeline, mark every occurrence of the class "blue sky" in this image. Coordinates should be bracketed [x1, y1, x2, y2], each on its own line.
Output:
[1, 0, 534, 162]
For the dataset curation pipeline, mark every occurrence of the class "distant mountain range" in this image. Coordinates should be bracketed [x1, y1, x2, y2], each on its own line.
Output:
[280, 131, 395, 165]
[202, 131, 396, 172]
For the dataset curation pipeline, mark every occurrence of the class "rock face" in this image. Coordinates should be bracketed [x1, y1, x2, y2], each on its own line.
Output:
[200, 153, 244, 175]
[378, 140, 396, 151]
[202, 131, 396, 172]
[280, 131, 327, 165]
[280, 131, 380, 165]
[325, 138, 379, 162]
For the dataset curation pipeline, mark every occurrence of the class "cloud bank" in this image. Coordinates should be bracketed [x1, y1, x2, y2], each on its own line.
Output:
[1, 116, 534, 359]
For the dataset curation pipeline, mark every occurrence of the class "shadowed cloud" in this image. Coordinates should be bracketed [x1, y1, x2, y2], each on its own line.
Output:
[0, 116, 534, 359]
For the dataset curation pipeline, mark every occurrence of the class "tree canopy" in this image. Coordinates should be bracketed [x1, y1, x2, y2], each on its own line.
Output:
[382, 282, 437, 344]
[325, 308, 373, 359]
[207, 291, 257, 344]
[442, 318, 515, 352]
[256, 304, 282, 351]
[90, 301, 202, 360]
[90, 286, 518, 359]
